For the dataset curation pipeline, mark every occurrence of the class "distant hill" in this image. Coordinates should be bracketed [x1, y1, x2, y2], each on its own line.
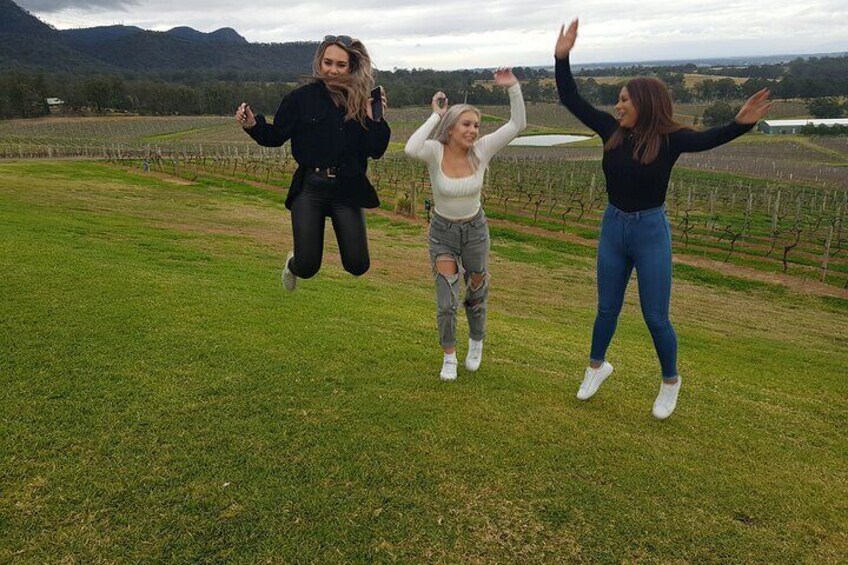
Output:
[4, 0, 846, 79]
[0, 0, 313, 78]
[63, 30, 311, 74]
[0, 0, 52, 35]
[0, 33, 118, 73]
[60, 25, 145, 46]
[0, 0, 121, 72]
[60, 25, 248, 47]
[164, 26, 248, 44]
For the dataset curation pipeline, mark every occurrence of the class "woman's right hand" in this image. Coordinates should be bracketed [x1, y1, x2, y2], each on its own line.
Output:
[431, 91, 448, 117]
[555, 19, 578, 60]
[235, 102, 256, 129]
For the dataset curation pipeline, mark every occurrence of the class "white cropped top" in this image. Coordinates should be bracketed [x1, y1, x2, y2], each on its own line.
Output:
[404, 83, 526, 220]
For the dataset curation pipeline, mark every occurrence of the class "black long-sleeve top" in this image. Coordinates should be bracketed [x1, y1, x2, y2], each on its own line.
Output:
[555, 57, 754, 212]
[246, 81, 391, 209]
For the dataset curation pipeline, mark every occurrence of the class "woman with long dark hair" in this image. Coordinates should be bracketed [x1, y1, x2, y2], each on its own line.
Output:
[236, 35, 390, 291]
[555, 20, 771, 418]
[405, 69, 526, 381]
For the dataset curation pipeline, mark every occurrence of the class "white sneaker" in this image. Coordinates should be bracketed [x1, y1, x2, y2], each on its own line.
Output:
[440, 354, 458, 381]
[576, 361, 613, 400]
[465, 338, 483, 372]
[652, 376, 682, 420]
[281, 251, 297, 292]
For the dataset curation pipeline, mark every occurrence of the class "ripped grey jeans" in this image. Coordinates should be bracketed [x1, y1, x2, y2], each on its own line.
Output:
[428, 209, 490, 349]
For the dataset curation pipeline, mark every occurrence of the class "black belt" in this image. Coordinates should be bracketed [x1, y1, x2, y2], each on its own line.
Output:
[310, 166, 338, 179]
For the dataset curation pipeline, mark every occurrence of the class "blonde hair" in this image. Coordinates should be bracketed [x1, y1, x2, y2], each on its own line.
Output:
[431, 104, 482, 172]
[312, 38, 374, 126]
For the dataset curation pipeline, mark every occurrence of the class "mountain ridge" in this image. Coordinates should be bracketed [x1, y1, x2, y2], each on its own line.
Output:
[0, 0, 314, 77]
[3, 0, 847, 76]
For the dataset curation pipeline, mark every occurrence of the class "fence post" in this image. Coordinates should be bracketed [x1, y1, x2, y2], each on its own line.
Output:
[821, 225, 834, 282]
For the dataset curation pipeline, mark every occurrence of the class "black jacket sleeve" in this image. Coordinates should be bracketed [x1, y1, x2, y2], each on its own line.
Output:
[245, 90, 299, 147]
[364, 118, 391, 159]
[555, 56, 618, 141]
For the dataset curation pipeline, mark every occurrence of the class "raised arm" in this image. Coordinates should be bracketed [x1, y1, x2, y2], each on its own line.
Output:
[242, 90, 299, 148]
[364, 118, 391, 159]
[475, 69, 527, 161]
[669, 121, 754, 154]
[554, 20, 618, 140]
[670, 88, 771, 154]
[364, 87, 391, 159]
[404, 91, 445, 162]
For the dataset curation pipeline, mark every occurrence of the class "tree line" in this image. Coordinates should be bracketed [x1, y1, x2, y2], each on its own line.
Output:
[1, 56, 847, 120]
[0, 72, 294, 119]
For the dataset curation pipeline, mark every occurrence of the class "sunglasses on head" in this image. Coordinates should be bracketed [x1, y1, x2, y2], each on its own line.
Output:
[323, 34, 354, 47]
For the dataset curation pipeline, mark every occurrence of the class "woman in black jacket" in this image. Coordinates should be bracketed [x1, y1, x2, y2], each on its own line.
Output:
[555, 20, 771, 419]
[236, 35, 390, 291]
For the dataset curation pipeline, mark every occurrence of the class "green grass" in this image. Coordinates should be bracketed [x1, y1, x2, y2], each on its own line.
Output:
[1, 161, 846, 563]
[140, 124, 233, 142]
[480, 113, 507, 124]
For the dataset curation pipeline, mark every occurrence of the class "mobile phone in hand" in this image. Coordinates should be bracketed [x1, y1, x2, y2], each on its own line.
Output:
[370, 86, 383, 122]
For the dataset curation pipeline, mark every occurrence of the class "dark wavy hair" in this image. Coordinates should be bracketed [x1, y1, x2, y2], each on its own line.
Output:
[604, 77, 690, 164]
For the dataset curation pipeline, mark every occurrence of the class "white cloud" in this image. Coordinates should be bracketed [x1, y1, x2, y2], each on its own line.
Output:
[18, 0, 848, 69]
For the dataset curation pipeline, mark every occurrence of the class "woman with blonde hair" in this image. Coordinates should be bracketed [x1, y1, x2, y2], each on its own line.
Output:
[554, 20, 772, 418]
[236, 35, 390, 291]
[405, 68, 526, 381]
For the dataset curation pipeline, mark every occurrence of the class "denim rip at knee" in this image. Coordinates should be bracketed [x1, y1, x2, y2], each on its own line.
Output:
[428, 209, 490, 348]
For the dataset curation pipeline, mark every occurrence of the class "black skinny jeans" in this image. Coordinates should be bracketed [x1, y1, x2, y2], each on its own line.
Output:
[288, 175, 370, 279]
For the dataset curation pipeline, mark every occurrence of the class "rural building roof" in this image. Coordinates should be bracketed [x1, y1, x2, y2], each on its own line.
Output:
[762, 119, 848, 126]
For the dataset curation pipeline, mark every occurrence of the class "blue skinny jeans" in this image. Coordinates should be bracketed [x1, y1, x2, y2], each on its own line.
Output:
[590, 204, 679, 379]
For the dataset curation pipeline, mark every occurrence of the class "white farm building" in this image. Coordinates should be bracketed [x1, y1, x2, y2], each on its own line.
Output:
[758, 119, 848, 134]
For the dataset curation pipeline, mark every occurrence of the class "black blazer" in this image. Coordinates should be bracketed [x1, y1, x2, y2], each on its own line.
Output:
[246, 81, 391, 209]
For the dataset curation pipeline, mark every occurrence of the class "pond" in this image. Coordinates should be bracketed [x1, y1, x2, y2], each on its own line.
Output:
[508, 134, 591, 147]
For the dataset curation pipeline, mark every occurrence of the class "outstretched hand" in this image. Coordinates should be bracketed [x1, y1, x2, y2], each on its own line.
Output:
[235, 102, 256, 129]
[555, 19, 578, 60]
[431, 91, 448, 117]
[735, 88, 773, 124]
[493, 67, 518, 88]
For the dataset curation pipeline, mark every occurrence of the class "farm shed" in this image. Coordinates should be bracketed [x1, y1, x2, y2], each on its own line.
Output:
[758, 118, 848, 134]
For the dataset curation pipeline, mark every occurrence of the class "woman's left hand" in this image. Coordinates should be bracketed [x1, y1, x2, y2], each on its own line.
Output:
[366, 86, 388, 120]
[735, 88, 773, 124]
[493, 67, 518, 88]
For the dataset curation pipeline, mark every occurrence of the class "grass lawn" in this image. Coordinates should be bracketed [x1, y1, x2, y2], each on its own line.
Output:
[1, 161, 845, 563]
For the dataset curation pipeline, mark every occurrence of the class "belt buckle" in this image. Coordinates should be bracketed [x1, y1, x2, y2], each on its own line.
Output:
[314, 167, 336, 179]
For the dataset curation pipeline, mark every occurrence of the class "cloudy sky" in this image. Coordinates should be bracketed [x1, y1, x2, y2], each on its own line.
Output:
[17, 0, 848, 69]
